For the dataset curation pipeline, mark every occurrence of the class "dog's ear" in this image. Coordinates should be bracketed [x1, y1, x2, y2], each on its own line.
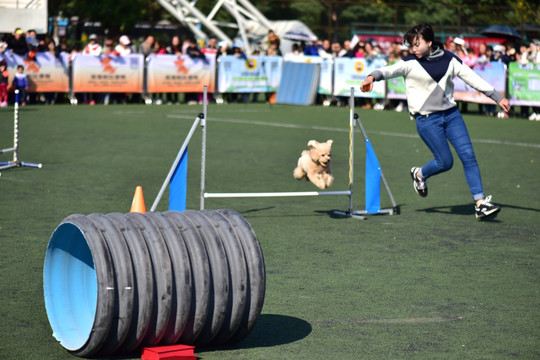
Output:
[326, 140, 333, 146]
[307, 140, 318, 148]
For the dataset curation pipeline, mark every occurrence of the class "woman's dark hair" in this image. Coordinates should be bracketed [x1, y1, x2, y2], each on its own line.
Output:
[404, 23, 444, 50]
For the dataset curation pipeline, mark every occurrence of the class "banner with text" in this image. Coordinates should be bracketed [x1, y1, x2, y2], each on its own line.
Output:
[217, 55, 282, 93]
[1, 53, 69, 92]
[147, 54, 216, 93]
[283, 55, 333, 95]
[333, 57, 387, 97]
[454, 61, 506, 104]
[386, 76, 406, 100]
[508, 62, 540, 106]
[72, 54, 144, 93]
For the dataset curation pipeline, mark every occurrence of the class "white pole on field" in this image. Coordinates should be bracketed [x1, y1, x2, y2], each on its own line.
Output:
[332, 88, 365, 219]
[0, 90, 42, 173]
[200, 86, 208, 210]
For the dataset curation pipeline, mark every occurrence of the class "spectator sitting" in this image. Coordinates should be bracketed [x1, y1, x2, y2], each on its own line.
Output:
[492, 44, 505, 62]
[26, 29, 39, 51]
[217, 41, 232, 57]
[152, 39, 167, 55]
[185, 37, 205, 60]
[286, 43, 302, 56]
[476, 43, 490, 64]
[355, 42, 367, 58]
[330, 41, 342, 57]
[167, 35, 183, 55]
[114, 35, 134, 55]
[462, 48, 478, 68]
[83, 34, 102, 56]
[0, 41, 8, 55]
[318, 39, 332, 58]
[7, 28, 28, 56]
[103, 39, 115, 55]
[504, 42, 520, 63]
[267, 39, 281, 56]
[520, 40, 538, 65]
[518, 40, 540, 120]
[265, 30, 280, 53]
[139, 35, 155, 57]
[342, 40, 355, 58]
[202, 36, 218, 56]
[303, 41, 320, 56]
[449, 37, 464, 55]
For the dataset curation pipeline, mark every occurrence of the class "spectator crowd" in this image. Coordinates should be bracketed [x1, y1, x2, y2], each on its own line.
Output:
[1, 26, 539, 119]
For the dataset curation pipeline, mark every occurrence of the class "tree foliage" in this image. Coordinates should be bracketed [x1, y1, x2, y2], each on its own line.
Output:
[49, 0, 538, 42]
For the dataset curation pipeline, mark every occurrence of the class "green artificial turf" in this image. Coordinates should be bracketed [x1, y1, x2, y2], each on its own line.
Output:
[0, 103, 538, 359]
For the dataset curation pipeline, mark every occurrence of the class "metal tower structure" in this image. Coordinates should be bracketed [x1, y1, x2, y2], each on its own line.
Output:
[157, 0, 274, 54]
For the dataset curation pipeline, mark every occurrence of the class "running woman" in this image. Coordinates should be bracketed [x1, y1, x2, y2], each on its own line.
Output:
[360, 23, 510, 220]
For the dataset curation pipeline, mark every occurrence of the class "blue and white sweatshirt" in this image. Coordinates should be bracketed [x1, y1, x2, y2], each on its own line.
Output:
[369, 47, 503, 116]
[12, 72, 28, 89]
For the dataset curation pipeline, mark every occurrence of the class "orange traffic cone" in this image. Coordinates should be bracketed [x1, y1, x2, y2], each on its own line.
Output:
[130, 186, 146, 213]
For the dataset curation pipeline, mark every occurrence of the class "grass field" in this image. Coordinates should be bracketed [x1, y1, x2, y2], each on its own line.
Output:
[0, 102, 539, 360]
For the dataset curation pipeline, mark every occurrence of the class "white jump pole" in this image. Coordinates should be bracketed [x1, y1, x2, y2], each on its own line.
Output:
[200, 86, 208, 210]
[0, 90, 42, 174]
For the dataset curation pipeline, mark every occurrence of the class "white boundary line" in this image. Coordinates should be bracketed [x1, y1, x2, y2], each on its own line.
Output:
[166, 113, 540, 149]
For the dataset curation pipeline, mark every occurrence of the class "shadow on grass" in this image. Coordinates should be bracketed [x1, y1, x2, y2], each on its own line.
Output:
[416, 203, 540, 220]
[91, 315, 312, 359]
[238, 207, 354, 218]
[199, 314, 312, 353]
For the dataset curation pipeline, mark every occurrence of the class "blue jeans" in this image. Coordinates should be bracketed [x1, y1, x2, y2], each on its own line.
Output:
[415, 107, 484, 201]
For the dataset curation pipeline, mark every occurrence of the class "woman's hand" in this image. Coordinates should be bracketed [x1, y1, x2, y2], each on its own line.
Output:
[360, 75, 374, 92]
[498, 98, 510, 113]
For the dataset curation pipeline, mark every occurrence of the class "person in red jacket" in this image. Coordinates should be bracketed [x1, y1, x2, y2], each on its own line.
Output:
[0, 60, 8, 107]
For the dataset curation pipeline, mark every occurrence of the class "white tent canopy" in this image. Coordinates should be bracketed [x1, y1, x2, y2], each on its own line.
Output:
[242, 19, 318, 55]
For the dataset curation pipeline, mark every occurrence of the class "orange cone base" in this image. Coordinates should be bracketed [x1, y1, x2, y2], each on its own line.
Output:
[141, 344, 196, 360]
[130, 186, 146, 213]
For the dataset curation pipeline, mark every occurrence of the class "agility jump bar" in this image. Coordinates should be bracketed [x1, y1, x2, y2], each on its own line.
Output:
[201, 87, 368, 219]
[204, 190, 351, 198]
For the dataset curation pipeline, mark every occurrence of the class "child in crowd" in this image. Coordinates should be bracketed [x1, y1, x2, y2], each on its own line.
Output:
[12, 65, 28, 106]
[0, 60, 8, 107]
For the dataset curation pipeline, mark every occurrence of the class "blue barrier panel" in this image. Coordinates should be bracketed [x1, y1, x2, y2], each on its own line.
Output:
[365, 139, 382, 214]
[275, 62, 320, 105]
[169, 147, 188, 211]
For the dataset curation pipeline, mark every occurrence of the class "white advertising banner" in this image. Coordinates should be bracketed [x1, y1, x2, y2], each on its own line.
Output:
[217, 55, 282, 93]
[1, 52, 69, 92]
[146, 54, 216, 93]
[72, 54, 144, 93]
[333, 57, 387, 97]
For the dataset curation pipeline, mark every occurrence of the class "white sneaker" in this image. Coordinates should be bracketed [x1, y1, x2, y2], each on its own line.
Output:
[475, 195, 501, 220]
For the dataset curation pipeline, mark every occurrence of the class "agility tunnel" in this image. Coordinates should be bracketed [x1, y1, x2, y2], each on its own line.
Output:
[43, 209, 265, 357]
